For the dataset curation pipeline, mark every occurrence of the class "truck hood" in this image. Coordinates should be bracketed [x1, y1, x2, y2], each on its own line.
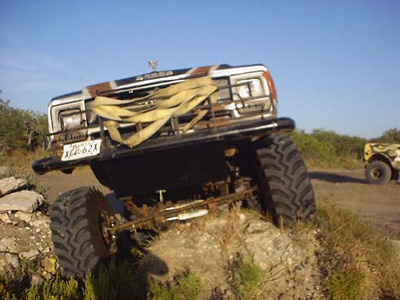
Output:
[50, 63, 267, 105]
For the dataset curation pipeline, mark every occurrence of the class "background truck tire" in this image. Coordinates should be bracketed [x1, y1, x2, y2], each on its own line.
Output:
[365, 161, 392, 184]
[50, 187, 114, 277]
[253, 133, 316, 226]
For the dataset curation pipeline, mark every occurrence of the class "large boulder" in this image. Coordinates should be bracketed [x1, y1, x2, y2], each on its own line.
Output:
[0, 190, 44, 213]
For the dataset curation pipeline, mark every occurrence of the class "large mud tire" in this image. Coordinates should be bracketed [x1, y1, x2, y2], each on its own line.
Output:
[253, 133, 316, 226]
[50, 187, 113, 277]
[365, 161, 392, 184]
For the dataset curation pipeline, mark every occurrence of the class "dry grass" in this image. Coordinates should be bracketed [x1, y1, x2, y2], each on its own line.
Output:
[315, 204, 400, 300]
[0, 148, 51, 174]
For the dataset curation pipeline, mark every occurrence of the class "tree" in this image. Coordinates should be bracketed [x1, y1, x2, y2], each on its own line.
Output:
[0, 92, 47, 154]
[375, 128, 400, 144]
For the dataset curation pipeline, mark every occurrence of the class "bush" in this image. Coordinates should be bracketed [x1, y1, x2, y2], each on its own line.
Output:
[0, 95, 47, 154]
[229, 255, 263, 300]
[291, 128, 400, 169]
[290, 129, 366, 169]
[149, 270, 205, 300]
[1, 260, 147, 300]
[371, 128, 400, 144]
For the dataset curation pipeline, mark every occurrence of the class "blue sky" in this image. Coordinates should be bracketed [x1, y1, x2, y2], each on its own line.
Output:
[0, 0, 399, 138]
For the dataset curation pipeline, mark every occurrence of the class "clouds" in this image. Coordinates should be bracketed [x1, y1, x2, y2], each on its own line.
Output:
[0, 49, 82, 110]
[0, 49, 70, 78]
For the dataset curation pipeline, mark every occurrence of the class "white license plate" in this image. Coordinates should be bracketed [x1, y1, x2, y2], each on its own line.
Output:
[61, 140, 102, 161]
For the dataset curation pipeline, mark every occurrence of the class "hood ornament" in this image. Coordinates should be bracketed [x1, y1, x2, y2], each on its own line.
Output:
[148, 60, 158, 72]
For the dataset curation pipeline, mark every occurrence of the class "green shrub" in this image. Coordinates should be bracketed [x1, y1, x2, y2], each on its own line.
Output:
[41, 276, 80, 300]
[229, 256, 263, 300]
[150, 282, 179, 300]
[149, 270, 205, 300]
[0, 95, 47, 154]
[290, 129, 366, 169]
[0, 260, 148, 300]
[84, 260, 147, 300]
[290, 130, 336, 165]
[176, 272, 204, 300]
[371, 128, 400, 143]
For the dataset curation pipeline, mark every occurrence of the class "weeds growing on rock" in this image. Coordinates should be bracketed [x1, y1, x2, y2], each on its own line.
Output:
[1, 203, 399, 300]
[150, 282, 179, 300]
[175, 271, 205, 300]
[229, 254, 263, 300]
[149, 270, 205, 300]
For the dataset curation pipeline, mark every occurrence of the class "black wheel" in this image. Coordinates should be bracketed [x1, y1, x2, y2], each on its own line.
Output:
[253, 133, 316, 226]
[365, 161, 392, 184]
[50, 187, 114, 277]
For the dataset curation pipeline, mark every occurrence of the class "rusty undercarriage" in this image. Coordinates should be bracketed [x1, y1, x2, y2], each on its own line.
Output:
[102, 179, 257, 253]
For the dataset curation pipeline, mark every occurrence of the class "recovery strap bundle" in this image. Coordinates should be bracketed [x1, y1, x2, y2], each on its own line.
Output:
[92, 76, 219, 148]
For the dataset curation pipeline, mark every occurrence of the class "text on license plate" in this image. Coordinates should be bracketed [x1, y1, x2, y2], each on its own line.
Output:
[61, 140, 102, 161]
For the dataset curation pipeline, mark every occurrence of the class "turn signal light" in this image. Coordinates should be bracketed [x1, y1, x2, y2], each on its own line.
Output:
[263, 70, 278, 104]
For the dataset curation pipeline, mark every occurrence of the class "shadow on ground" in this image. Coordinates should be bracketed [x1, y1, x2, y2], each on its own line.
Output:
[95, 193, 170, 299]
[309, 171, 366, 184]
[92, 239, 169, 300]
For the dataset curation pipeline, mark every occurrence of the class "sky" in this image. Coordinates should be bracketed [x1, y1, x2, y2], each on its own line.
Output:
[0, 0, 399, 138]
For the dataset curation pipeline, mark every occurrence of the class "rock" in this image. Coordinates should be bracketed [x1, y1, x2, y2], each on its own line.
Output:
[0, 237, 16, 251]
[42, 247, 51, 253]
[0, 253, 20, 270]
[243, 222, 294, 270]
[0, 212, 12, 223]
[14, 211, 32, 223]
[19, 249, 40, 259]
[245, 221, 276, 234]
[41, 256, 58, 274]
[0, 190, 44, 213]
[31, 218, 48, 228]
[0, 177, 27, 196]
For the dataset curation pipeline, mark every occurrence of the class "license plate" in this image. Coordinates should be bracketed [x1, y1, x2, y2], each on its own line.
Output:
[61, 140, 102, 161]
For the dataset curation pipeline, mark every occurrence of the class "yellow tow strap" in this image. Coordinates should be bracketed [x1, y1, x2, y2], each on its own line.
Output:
[92, 76, 219, 148]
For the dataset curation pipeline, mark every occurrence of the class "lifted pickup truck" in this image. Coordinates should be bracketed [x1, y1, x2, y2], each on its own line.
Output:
[33, 63, 316, 277]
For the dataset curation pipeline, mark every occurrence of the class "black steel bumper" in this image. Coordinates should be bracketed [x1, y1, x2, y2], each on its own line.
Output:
[32, 117, 295, 175]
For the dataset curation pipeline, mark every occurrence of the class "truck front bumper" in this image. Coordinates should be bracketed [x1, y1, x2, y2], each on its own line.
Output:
[32, 117, 295, 175]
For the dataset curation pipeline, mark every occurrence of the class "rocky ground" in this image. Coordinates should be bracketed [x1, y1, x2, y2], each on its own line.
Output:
[1, 166, 399, 299]
[1, 166, 326, 299]
[0, 166, 57, 281]
[143, 210, 324, 300]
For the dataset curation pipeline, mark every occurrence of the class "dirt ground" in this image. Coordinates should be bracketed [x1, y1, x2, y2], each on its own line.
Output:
[32, 167, 400, 240]
[310, 169, 400, 240]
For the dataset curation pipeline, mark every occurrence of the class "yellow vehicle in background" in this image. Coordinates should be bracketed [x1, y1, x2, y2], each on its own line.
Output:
[364, 143, 400, 184]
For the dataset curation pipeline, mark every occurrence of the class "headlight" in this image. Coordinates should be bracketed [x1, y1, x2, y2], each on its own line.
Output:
[60, 109, 82, 130]
[236, 78, 264, 99]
